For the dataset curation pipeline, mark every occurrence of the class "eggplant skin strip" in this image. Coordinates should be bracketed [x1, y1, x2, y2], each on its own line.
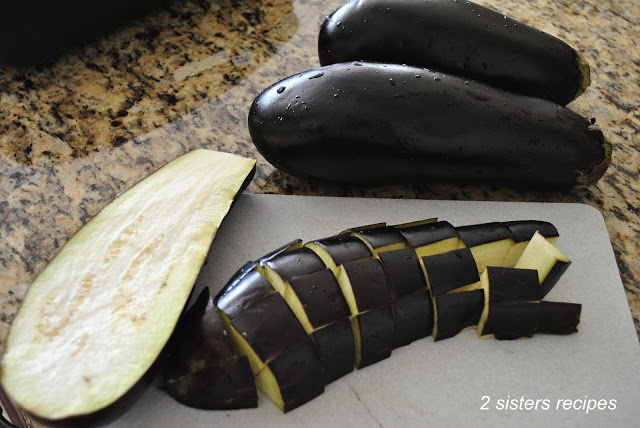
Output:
[183, 219, 580, 413]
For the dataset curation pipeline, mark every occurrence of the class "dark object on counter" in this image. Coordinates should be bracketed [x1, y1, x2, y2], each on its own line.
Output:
[318, 0, 590, 105]
[248, 62, 611, 189]
[0, 1, 177, 65]
[163, 288, 258, 410]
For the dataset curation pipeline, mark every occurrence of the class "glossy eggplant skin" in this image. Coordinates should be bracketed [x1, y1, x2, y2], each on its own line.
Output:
[318, 0, 589, 105]
[248, 62, 610, 189]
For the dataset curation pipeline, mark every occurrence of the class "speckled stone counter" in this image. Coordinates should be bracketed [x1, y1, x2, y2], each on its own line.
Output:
[0, 0, 639, 358]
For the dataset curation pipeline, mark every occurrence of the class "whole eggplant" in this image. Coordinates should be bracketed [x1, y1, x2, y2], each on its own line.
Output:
[248, 62, 610, 189]
[318, 0, 590, 105]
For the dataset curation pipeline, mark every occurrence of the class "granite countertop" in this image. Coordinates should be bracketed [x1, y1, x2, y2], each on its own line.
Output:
[0, 0, 638, 358]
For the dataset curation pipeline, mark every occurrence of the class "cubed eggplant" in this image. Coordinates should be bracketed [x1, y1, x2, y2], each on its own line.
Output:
[394, 220, 462, 258]
[457, 222, 516, 270]
[538, 301, 582, 335]
[335, 258, 394, 314]
[351, 306, 395, 368]
[221, 293, 309, 372]
[515, 232, 571, 298]
[163, 288, 258, 410]
[393, 289, 433, 348]
[348, 224, 409, 254]
[286, 268, 351, 332]
[259, 247, 327, 294]
[503, 220, 559, 265]
[480, 301, 540, 340]
[215, 265, 276, 320]
[305, 235, 373, 270]
[311, 319, 356, 384]
[254, 339, 325, 412]
[421, 248, 480, 296]
[433, 289, 485, 341]
[378, 248, 426, 298]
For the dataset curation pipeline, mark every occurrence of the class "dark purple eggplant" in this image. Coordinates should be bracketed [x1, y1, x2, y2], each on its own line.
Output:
[248, 62, 610, 189]
[318, 0, 590, 105]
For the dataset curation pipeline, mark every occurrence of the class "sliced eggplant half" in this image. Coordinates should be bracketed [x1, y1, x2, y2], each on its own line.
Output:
[0, 149, 256, 426]
[514, 232, 571, 298]
[162, 288, 257, 410]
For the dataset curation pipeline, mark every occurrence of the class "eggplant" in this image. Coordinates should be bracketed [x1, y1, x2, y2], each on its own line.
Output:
[248, 62, 611, 189]
[433, 289, 485, 341]
[317, 0, 590, 105]
[346, 224, 409, 254]
[198, 218, 579, 413]
[480, 302, 541, 340]
[334, 259, 395, 367]
[395, 220, 461, 258]
[0, 150, 256, 427]
[457, 222, 515, 270]
[305, 235, 373, 270]
[515, 231, 572, 298]
[163, 288, 257, 410]
[421, 248, 480, 296]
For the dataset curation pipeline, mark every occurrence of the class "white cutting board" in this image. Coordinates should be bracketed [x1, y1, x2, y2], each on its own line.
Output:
[110, 194, 640, 427]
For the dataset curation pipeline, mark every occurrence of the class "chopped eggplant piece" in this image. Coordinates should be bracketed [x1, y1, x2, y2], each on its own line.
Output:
[335, 258, 394, 314]
[215, 265, 276, 320]
[285, 269, 351, 333]
[256, 239, 304, 265]
[311, 319, 356, 384]
[351, 306, 395, 368]
[505, 221, 559, 243]
[305, 235, 373, 271]
[515, 232, 571, 298]
[421, 248, 480, 296]
[163, 288, 258, 410]
[254, 339, 325, 413]
[163, 360, 258, 410]
[221, 293, 308, 372]
[349, 225, 409, 254]
[457, 222, 516, 270]
[483, 266, 540, 302]
[393, 289, 433, 348]
[395, 220, 462, 258]
[480, 301, 540, 340]
[433, 289, 485, 341]
[477, 266, 540, 336]
[503, 221, 559, 265]
[538, 301, 582, 335]
[259, 247, 327, 294]
[378, 248, 426, 298]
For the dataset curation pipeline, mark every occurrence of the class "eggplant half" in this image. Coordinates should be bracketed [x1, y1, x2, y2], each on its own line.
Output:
[0, 150, 256, 427]
[318, 0, 590, 105]
[248, 62, 611, 189]
[194, 218, 581, 413]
